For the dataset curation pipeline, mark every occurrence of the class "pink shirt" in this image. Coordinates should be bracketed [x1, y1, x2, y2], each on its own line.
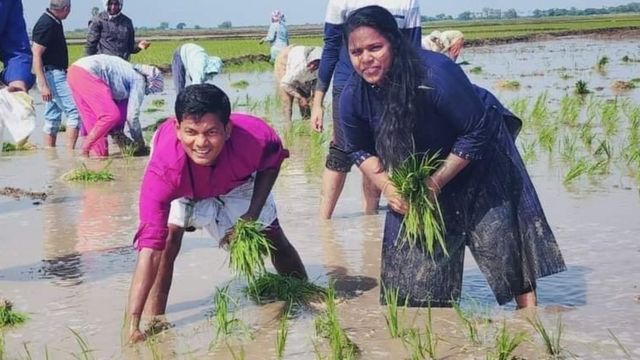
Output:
[134, 113, 289, 250]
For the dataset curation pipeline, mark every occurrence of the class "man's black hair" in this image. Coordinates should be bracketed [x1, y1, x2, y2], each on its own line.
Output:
[174, 83, 231, 124]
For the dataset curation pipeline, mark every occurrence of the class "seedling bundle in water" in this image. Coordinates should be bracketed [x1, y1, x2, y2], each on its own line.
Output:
[228, 219, 274, 281]
[389, 153, 447, 256]
[0, 299, 28, 328]
[64, 162, 115, 182]
[243, 272, 326, 305]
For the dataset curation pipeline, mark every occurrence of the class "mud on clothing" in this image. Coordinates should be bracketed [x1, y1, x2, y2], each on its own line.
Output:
[341, 50, 566, 305]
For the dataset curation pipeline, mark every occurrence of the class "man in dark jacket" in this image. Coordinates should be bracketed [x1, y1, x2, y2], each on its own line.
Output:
[85, 0, 150, 61]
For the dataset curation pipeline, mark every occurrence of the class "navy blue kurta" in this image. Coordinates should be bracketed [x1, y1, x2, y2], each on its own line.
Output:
[340, 50, 565, 306]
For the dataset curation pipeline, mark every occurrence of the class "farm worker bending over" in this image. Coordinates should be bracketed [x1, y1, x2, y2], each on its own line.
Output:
[67, 54, 164, 158]
[171, 43, 223, 93]
[0, 0, 36, 146]
[260, 10, 289, 62]
[422, 30, 464, 62]
[274, 45, 322, 122]
[86, 0, 150, 60]
[126, 84, 307, 343]
[340, 6, 565, 308]
[31, 0, 82, 149]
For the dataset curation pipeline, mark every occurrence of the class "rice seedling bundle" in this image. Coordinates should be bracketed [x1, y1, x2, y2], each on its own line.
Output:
[228, 219, 274, 281]
[244, 272, 326, 305]
[487, 322, 527, 360]
[314, 286, 359, 359]
[388, 153, 447, 256]
[528, 315, 565, 358]
[64, 162, 115, 182]
[0, 299, 28, 328]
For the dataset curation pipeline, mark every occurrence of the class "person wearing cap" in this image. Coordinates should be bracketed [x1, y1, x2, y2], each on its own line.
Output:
[31, 0, 82, 149]
[67, 54, 164, 158]
[274, 45, 322, 122]
[171, 43, 223, 93]
[259, 10, 289, 62]
[85, 0, 150, 61]
[422, 30, 464, 62]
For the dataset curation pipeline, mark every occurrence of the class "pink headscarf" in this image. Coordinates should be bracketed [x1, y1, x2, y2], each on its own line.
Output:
[271, 10, 285, 23]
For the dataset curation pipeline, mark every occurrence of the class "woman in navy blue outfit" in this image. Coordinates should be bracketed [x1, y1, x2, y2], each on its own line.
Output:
[340, 6, 566, 308]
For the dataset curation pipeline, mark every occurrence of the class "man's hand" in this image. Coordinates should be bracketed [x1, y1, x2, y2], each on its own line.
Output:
[138, 40, 151, 50]
[38, 83, 52, 102]
[310, 104, 324, 132]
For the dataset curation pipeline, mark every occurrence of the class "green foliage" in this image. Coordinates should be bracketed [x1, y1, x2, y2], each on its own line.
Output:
[452, 301, 480, 344]
[508, 98, 528, 120]
[528, 315, 566, 358]
[0, 299, 28, 328]
[389, 154, 446, 256]
[228, 219, 274, 281]
[1, 142, 35, 152]
[558, 95, 581, 126]
[211, 286, 245, 347]
[230, 80, 250, 89]
[244, 272, 326, 305]
[487, 322, 527, 360]
[401, 306, 438, 360]
[596, 55, 609, 72]
[382, 286, 403, 338]
[314, 285, 359, 360]
[275, 306, 291, 360]
[574, 80, 590, 95]
[496, 80, 521, 90]
[469, 66, 483, 74]
[69, 327, 94, 360]
[64, 162, 115, 182]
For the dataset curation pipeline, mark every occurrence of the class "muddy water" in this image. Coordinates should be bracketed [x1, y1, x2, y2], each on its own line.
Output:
[1, 35, 640, 359]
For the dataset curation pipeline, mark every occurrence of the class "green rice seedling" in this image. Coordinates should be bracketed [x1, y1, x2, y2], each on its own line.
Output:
[146, 334, 163, 360]
[622, 55, 632, 63]
[143, 107, 162, 113]
[151, 99, 165, 108]
[496, 80, 521, 90]
[594, 139, 614, 161]
[244, 272, 326, 305]
[596, 56, 609, 73]
[588, 158, 609, 176]
[531, 92, 549, 127]
[563, 159, 590, 184]
[230, 80, 250, 89]
[560, 135, 578, 163]
[314, 285, 359, 360]
[537, 123, 558, 153]
[452, 301, 480, 344]
[608, 329, 634, 359]
[601, 100, 620, 137]
[528, 315, 565, 358]
[227, 343, 246, 360]
[275, 306, 291, 360]
[382, 286, 403, 338]
[486, 322, 527, 360]
[558, 95, 580, 127]
[559, 73, 572, 80]
[228, 219, 274, 281]
[519, 139, 537, 164]
[211, 286, 243, 344]
[64, 162, 115, 182]
[401, 306, 438, 360]
[574, 80, 590, 95]
[469, 66, 482, 74]
[579, 121, 596, 148]
[1, 142, 36, 152]
[69, 327, 94, 360]
[22, 342, 33, 360]
[508, 98, 528, 120]
[0, 299, 28, 328]
[304, 130, 329, 175]
[389, 153, 446, 256]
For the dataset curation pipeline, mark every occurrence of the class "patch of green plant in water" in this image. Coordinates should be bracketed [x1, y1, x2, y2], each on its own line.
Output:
[151, 99, 165, 108]
[0, 299, 28, 328]
[559, 73, 573, 80]
[145, 333, 163, 360]
[314, 285, 359, 360]
[528, 315, 566, 359]
[601, 100, 620, 137]
[64, 162, 115, 182]
[1, 142, 36, 152]
[508, 98, 528, 121]
[452, 301, 481, 345]
[579, 120, 595, 148]
[401, 305, 438, 360]
[382, 286, 405, 339]
[496, 80, 521, 90]
[537, 123, 558, 153]
[142, 117, 170, 133]
[69, 327, 94, 360]
[275, 305, 291, 360]
[486, 321, 527, 360]
[558, 95, 580, 127]
[469, 66, 482, 74]
[389, 153, 446, 256]
[210, 286, 246, 348]
[143, 107, 162, 113]
[530, 92, 549, 127]
[228, 219, 274, 281]
[230, 80, 250, 89]
[596, 56, 609, 73]
[244, 272, 326, 305]
[594, 139, 614, 161]
[560, 135, 578, 163]
[574, 80, 590, 95]
[226, 343, 247, 360]
[519, 139, 537, 164]
[304, 130, 329, 175]
[564, 159, 590, 184]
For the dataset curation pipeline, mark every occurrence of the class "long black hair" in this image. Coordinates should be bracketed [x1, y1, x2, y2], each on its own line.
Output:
[344, 5, 424, 170]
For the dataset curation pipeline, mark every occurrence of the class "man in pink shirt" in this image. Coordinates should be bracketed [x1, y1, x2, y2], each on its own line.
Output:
[127, 84, 307, 342]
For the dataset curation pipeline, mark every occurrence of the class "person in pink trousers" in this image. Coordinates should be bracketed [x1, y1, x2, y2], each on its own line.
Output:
[67, 54, 163, 157]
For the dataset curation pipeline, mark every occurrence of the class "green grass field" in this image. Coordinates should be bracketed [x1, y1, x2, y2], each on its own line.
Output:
[25, 14, 640, 73]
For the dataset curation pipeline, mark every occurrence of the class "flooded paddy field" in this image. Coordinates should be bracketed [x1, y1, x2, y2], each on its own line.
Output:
[1, 34, 639, 359]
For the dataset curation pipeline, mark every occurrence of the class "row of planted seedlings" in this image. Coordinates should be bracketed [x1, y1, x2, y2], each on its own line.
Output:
[509, 89, 640, 190]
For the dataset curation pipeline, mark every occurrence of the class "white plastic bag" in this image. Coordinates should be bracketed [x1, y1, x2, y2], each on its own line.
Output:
[0, 88, 36, 143]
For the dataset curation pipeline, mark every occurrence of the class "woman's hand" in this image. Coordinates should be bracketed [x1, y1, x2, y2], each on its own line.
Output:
[426, 176, 442, 202]
[310, 104, 324, 132]
[382, 182, 408, 215]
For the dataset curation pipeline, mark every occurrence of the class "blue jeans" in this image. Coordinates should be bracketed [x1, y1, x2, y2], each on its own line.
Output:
[43, 69, 80, 135]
